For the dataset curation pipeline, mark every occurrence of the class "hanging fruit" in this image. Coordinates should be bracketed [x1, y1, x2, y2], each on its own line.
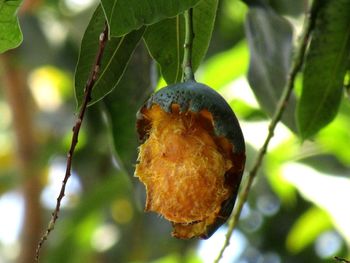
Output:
[135, 80, 245, 239]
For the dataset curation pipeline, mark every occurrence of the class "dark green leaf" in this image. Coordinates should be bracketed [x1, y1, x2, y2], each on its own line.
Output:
[297, 0, 350, 139]
[144, 17, 184, 84]
[104, 44, 154, 174]
[191, 0, 218, 75]
[100, 0, 201, 37]
[74, 5, 145, 108]
[144, 0, 218, 84]
[245, 3, 297, 131]
[0, 0, 22, 53]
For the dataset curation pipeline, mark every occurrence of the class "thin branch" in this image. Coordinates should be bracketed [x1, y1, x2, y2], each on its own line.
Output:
[35, 23, 109, 262]
[182, 8, 195, 82]
[213, 1, 321, 262]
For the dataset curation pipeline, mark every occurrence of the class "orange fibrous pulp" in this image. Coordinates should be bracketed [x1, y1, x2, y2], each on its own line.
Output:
[135, 104, 235, 238]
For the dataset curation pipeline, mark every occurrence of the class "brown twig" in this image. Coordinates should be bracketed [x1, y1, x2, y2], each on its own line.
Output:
[213, 1, 321, 262]
[35, 23, 109, 261]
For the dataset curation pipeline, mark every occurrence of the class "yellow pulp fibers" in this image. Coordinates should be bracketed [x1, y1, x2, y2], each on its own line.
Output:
[135, 104, 233, 238]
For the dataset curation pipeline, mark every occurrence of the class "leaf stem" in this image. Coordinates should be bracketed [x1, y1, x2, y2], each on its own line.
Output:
[213, 2, 320, 262]
[182, 8, 195, 82]
[35, 23, 109, 262]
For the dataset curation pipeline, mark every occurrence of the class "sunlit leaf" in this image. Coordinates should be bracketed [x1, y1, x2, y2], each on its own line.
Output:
[297, 0, 350, 139]
[286, 206, 332, 253]
[345, 70, 350, 98]
[317, 101, 350, 165]
[220, 0, 247, 35]
[201, 41, 249, 89]
[0, 0, 22, 53]
[144, 0, 218, 84]
[229, 99, 266, 121]
[74, 5, 145, 108]
[100, 0, 201, 37]
[245, 2, 297, 132]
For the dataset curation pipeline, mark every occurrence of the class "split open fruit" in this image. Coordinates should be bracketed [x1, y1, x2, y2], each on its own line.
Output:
[135, 81, 245, 239]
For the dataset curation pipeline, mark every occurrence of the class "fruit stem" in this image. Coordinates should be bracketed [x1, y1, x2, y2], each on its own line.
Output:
[182, 8, 195, 82]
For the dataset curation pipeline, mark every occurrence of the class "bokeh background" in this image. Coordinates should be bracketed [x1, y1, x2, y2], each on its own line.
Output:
[0, 0, 350, 262]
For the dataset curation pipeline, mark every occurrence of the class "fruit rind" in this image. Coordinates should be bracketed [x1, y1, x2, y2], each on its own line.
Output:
[137, 80, 245, 154]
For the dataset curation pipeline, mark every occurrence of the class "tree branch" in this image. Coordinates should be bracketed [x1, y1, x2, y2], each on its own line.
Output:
[35, 23, 109, 261]
[213, 1, 321, 262]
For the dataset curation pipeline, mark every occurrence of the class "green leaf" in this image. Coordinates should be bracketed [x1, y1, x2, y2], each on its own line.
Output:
[144, 17, 184, 84]
[143, 0, 218, 84]
[104, 44, 154, 174]
[0, 0, 23, 53]
[286, 206, 332, 253]
[297, 0, 350, 139]
[201, 41, 249, 89]
[100, 0, 201, 37]
[317, 100, 350, 164]
[191, 0, 218, 74]
[74, 5, 145, 108]
[245, 3, 297, 132]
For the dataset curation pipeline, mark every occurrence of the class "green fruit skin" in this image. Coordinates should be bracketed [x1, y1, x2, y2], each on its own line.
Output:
[136, 80, 246, 238]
